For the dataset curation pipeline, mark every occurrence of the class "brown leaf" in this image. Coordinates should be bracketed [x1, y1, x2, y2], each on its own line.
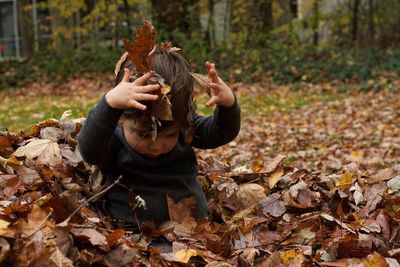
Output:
[19, 204, 54, 238]
[160, 41, 182, 53]
[364, 182, 386, 215]
[236, 183, 266, 207]
[107, 229, 125, 247]
[123, 20, 156, 73]
[167, 195, 196, 224]
[0, 237, 10, 263]
[13, 138, 62, 166]
[152, 95, 173, 121]
[3, 176, 21, 197]
[368, 168, 394, 184]
[258, 193, 286, 217]
[71, 228, 107, 246]
[40, 126, 64, 142]
[261, 154, 286, 173]
[48, 246, 74, 267]
[15, 165, 40, 184]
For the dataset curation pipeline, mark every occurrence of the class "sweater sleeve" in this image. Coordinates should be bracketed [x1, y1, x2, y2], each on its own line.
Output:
[190, 94, 241, 149]
[78, 96, 123, 166]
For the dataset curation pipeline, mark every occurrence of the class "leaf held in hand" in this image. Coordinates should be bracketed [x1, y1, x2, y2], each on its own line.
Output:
[190, 72, 211, 95]
[123, 20, 156, 73]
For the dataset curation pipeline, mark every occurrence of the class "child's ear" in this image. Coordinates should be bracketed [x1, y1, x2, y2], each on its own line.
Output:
[118, 117, 125, 124]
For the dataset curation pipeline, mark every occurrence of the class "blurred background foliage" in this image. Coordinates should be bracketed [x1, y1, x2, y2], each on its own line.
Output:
[0, 0, 399, 89]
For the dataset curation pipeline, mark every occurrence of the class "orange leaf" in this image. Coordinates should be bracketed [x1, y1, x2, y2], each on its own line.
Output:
[123, 20, 156, 73]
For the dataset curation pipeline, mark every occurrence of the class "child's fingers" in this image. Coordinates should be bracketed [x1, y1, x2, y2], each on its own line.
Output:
[208, 68, 219, 83]
[134, 71, 155, 85]
[134, 83, 160, 93]
[206, 95, 219, 107]
[205, 61, 212, 71]
[131, 93, 159, 101]
[210, 82, 224, 91]
[128, 99, 147, 110]
[122, 68, 131, 83]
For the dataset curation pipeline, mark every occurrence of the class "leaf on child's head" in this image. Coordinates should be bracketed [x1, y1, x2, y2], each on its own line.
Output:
[159, 41, 182, 53]
[123, 20, 156, 73]
[114, 52, 128, 76]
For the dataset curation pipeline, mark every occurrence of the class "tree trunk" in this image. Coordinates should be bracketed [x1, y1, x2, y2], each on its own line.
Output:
[351, 0, 360, 42]
[367, 0, 375, 44]
[312, 0, 319, 46]
[123, 0, 132, 36]
[259, 0, 273, 32]
[223, 0, 232, 45]
[17, 0, 33, 57]
[150, 0, 200, 40]
[206, 0, 216, 50]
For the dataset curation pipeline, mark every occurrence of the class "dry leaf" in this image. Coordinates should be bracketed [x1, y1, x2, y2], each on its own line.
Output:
[48, 246, 74, 267]
[13, 138, 62, 166]
[123, 20, 156, 73]
[167, 195, 196, 224]
[174, 248, 198, 263]
[268, 168, 284, 189]
[258, 193, 286, 217]
[0, 237, 10, 263]
[335, 171, 353, 187]
[262, 154, 286, 173]
[71, 228, 107, 246]
[236, 183, 266, 207]
[190, 72, 211, 95]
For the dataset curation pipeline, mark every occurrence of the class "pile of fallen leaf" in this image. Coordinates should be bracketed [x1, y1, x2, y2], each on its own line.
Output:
[0, 109, 400, 266]
[207, 85, 400, 177]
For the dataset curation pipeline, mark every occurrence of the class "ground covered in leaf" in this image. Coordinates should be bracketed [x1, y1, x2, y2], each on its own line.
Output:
[0, 78, 400, 266]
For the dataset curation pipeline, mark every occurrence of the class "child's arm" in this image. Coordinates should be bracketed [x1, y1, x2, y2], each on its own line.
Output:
[78, 70, 159, 165]
[190, 62, 241, 149]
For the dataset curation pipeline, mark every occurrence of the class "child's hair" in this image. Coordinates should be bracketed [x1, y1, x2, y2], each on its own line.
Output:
[114, 46, 195, 138]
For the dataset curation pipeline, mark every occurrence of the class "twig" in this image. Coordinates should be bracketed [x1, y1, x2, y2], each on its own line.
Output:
[26, 210, 53, 237]
[58, 175, 122, 226]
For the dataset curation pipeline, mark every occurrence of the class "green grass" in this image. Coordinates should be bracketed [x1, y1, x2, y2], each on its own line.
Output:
[0, 95, 99, 133]
[0, 88, 346, 133]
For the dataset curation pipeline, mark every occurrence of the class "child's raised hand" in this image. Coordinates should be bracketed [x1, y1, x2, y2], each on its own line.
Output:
[105, 68, 160, 110]
[205, 61, 235, 108]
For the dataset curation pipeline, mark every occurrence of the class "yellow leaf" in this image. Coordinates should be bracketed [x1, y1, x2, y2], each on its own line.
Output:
[0, 155, 22, 167]
[268, 168, 284, 189]
[161, 84, 171, 95]
[175, 248, 197, 263]
[336, 171, 353, 187]
[363, 252, 389, 267]
[280, 249, 303, 264]
[0, 219, 10, 229]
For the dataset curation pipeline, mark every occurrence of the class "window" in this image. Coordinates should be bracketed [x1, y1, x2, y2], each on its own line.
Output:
[0, 0, 19, 59]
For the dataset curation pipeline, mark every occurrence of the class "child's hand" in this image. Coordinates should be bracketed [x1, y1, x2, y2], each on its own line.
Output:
[105, 68, 160, 110]
[205, 61, 235, 108]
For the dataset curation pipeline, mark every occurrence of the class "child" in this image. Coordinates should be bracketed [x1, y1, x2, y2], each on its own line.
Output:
[78, 45, 240, 228]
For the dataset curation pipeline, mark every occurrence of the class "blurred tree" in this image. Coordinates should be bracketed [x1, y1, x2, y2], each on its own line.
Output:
[150, 0, 201, 40]
[367, 0, 374, 43]
[351, 0, 360, 42]
[312, 0, 319, 46]
[17, 0, 34, 57]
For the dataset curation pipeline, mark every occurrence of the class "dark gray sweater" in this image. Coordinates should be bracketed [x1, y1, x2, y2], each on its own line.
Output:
[78, 96, 240, 226]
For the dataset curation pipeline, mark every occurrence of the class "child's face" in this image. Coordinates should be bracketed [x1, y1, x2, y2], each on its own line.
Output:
[122, 121, 180, 159]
